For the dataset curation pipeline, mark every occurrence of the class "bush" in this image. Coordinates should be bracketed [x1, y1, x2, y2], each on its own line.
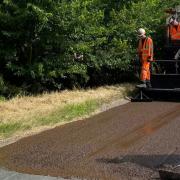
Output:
[0, 0, 179, 93]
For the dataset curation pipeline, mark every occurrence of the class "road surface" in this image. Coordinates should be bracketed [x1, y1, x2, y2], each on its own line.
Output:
[0, 101, 180, 179]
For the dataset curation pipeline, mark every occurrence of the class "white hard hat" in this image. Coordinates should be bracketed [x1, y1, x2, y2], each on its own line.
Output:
[137, 28, 146, 37]
[169, 17, 179, 25]
[169, 18, 173, 24]
[174, 19, 179, 25]
[169, 17, 175, 24]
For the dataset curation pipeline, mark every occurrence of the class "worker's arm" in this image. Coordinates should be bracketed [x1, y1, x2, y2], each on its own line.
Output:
[174, 49, 180, 60]
[147, 38, 153, 62]
[137, 40, 142, 60]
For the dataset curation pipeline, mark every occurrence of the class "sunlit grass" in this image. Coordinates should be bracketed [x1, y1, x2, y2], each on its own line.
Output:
[0, 83, 134, 139]
[37, 100, 99, 126]
[0, 123, 31, 138]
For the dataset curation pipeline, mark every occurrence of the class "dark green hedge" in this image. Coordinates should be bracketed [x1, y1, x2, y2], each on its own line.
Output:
[0, 0, 179, 95]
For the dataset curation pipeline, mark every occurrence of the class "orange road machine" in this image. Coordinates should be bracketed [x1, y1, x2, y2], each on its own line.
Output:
[132, 6, 180, 102]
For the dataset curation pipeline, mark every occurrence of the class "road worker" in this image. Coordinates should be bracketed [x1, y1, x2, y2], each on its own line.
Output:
[136, 28, 154, 88]
[169, 18, 180, 40]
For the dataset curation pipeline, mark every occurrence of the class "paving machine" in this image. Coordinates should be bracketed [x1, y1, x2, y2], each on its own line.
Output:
[132, 5, 180, 102]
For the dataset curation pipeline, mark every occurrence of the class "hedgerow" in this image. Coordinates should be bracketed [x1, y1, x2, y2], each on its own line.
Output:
[0, 0, 179, 94]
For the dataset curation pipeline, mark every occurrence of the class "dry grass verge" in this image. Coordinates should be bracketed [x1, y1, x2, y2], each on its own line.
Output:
[0, 83, 134, 143]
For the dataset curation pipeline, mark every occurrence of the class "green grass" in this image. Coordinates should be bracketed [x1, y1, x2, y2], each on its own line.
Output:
[0, 84, 134, 139]
[0, 96, 6, 102]
[0, 123, 31, 138]
[0, 100, 99, 138]
[37, 99, 99, 126]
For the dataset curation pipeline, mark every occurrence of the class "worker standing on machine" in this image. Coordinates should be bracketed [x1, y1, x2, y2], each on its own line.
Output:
[169, 18, 180, 40]
[136, 28, 154, 88]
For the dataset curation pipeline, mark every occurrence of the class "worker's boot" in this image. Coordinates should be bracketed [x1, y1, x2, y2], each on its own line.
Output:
[136, 80, 147, 88]
[146, 80, 152, 88]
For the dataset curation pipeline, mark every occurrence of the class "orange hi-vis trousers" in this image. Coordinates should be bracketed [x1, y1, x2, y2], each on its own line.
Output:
[140, 61, 150, 81]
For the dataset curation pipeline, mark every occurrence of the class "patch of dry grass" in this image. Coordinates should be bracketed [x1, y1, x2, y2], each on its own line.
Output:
[0, 83, 134, 140]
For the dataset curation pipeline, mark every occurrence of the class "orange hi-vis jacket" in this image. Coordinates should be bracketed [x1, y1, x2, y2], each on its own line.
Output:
[169, 24, 180, 40]
[138, 37, 153, 81]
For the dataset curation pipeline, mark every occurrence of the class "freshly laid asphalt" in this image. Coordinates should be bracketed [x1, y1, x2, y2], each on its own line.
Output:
[0, 101, 180, 179]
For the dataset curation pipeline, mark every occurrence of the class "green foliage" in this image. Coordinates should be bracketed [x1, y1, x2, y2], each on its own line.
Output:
[0, 122, 30, 137]
[0, 76, 7, 94]
[0, 0, 180, 93]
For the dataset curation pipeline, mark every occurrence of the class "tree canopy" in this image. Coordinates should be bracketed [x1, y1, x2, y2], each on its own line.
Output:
[0, 0, 179, 95]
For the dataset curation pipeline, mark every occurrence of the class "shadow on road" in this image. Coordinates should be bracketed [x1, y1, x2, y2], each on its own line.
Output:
[97, 154, 180, 169]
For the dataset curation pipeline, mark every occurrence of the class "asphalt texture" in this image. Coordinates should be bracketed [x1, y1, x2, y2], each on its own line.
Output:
[0, 101, 180, 180]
